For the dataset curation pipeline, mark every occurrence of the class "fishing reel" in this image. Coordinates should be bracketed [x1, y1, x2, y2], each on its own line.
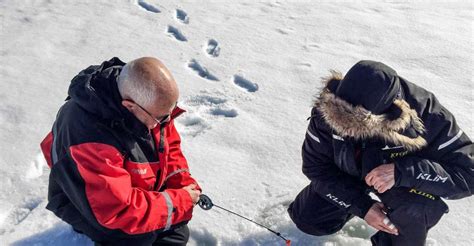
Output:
[198, 194, 214, 210]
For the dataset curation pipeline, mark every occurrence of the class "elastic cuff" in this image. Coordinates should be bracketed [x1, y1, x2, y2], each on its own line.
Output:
[164, 188, 194, 225]
[349, 196, 377, 219]
[394, 158, 414, 188]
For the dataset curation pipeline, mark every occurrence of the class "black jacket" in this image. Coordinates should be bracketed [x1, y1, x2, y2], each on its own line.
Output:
[302, 63, 474, 218]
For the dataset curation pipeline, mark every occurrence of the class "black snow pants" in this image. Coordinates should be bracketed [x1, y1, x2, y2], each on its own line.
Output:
[288, 183, 448, 245]
[90, 224, 189, 246]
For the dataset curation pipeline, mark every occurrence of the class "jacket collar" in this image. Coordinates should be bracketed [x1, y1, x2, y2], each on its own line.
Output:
[118, 105, 186, 138]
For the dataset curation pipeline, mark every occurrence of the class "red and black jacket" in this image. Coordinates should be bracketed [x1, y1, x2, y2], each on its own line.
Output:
[40, 57, 200, 242]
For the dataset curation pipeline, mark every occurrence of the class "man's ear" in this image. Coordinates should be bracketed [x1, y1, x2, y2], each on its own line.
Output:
[121, 100, 135, 111]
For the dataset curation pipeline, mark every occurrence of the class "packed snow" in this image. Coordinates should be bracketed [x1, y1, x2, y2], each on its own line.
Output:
[0, 0, 472, 245]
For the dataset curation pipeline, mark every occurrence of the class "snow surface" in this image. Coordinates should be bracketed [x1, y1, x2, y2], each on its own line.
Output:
[0, 0, 473, 245]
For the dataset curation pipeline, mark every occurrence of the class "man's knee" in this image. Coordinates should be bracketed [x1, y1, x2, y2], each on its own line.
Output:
[388, 198, 448, 230]
[289, 209, 343, 236]
[288, 184, 351, 236]
[153, 224, 189, 245]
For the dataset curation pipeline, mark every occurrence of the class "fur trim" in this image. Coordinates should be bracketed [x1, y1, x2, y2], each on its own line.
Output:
[315, 73, 427, 152]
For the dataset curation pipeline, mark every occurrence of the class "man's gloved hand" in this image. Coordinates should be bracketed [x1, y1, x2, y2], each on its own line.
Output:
[183, 184, 201, 205]
[365, 163, 395, 193]
[364, 202, 399, 235]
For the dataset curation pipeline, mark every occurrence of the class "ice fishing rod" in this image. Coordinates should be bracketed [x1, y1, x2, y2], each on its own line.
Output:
[198, 194, 291, 246]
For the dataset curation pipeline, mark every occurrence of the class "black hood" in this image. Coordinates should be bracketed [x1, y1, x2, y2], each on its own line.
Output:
[335, 60, 401, 115]
[315, 69, 427, 152]
[68, 57, 128, 120]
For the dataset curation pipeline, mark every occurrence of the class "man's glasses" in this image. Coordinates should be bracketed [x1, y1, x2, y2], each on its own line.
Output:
[135, 102, 175, 125]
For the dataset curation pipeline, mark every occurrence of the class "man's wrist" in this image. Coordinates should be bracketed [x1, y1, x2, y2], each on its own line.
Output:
[349, 196, 377, 219]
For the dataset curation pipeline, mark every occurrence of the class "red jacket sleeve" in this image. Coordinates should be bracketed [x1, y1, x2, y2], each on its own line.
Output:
[69, 142, 194, 234]
[164, 120, 201, 191]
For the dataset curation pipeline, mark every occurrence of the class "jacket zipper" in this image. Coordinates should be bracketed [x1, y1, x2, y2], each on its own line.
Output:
[159, 124, 165, 153]
[153, 124, 167, 191]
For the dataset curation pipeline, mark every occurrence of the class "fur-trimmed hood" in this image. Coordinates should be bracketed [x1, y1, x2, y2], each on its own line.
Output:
[315, 71, 427, 152]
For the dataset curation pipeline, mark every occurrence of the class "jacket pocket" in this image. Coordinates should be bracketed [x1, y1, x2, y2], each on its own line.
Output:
[334, 142, 361, 177]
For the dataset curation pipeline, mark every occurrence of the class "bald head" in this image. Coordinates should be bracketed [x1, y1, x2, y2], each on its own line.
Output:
[117, 57, 179, 110]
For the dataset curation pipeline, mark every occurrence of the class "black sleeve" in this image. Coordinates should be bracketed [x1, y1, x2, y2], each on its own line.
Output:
[302, 109, 376, 218]
[394, 96, 474, 199]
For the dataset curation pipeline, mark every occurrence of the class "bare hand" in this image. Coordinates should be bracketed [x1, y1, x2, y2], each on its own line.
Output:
[364, 202, 399, 235]
[365, 163, 395, 193]
[183, 184, 201, 205]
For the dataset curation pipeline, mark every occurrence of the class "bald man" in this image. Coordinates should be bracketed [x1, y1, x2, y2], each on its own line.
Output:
[40, 57, 201, 245]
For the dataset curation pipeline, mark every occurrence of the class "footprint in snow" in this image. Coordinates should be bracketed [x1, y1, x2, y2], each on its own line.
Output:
[0, 197, 43, 235]
[136, 0, 160, 13]
[275, 28, 293, 35]
[205, 39, 220, 57]
[232, 75, 258, 92]
[175, 9, 189, 24]
[210, 107, 238, 118]
[187, 59, 219, 81]
[187, 94, 237, 118]
[167, 26, 187, 42]
[176, 93, 238, 137]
